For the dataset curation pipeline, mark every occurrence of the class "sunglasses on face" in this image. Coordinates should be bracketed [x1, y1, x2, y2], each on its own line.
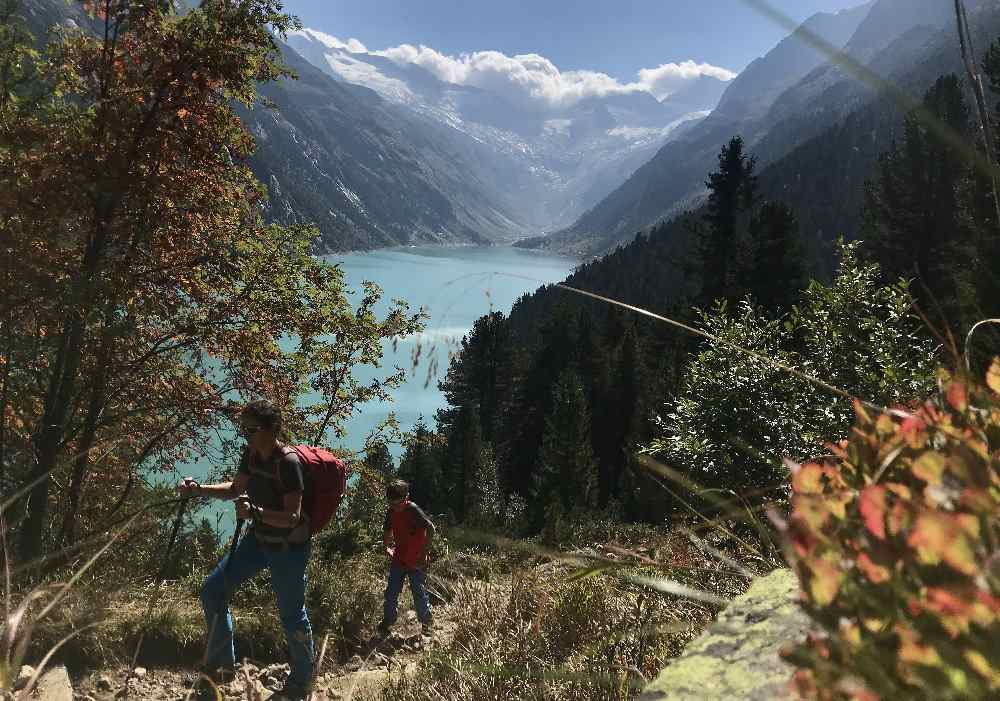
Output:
[239, 422, 264, 438]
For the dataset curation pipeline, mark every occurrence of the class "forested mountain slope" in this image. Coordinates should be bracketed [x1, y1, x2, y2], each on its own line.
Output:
[535, 0, 982, 256]
[18, 0, 532, 251]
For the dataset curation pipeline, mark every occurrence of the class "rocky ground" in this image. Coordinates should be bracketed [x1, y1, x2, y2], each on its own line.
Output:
[13, 611, 457, 701]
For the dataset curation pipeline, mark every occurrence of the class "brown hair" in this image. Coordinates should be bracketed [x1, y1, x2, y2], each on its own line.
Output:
[386, 479, 409, 500]
[241, 400, 282, 433]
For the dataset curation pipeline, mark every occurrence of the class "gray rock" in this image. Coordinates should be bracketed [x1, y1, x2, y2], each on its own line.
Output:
[640, 568, 811, 701]
[34, 664, 72, 701]
[14, 665, 34, 690]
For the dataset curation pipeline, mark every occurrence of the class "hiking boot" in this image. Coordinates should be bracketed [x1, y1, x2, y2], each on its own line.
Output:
[376, 620, 392, 639]
[188, 666, 235, 699]
[270, 680, 309, 701]
[421, 620, 434, 637]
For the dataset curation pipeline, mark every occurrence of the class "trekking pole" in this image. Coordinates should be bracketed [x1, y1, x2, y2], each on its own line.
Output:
[123, 494, 191, 697]
[202, 515, 245, 669]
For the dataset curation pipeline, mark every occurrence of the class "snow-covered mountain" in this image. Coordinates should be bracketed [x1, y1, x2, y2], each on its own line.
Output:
[532, 0, 983, 255]
[285, 31, 730, 233]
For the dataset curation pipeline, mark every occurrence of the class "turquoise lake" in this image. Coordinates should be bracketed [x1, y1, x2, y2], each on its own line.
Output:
[179, 245, 575, 530]
[329, 245, 575, 454]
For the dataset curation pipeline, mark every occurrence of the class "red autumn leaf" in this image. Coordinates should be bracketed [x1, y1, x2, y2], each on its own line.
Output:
[859, 485, 887, 540]
[946, 381, 968, 412]
[924, 587, 971, 618]
[898, 414, 927, 448]
[857, 552, 891, 583]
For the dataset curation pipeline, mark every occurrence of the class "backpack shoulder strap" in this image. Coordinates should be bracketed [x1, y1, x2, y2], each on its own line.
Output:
[271, 444, 297, 490]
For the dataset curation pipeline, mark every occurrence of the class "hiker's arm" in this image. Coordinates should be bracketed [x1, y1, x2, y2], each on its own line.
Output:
[238, 490, 303, 528]
[179, 473, 247, 500]
[383, 511, 394, 557]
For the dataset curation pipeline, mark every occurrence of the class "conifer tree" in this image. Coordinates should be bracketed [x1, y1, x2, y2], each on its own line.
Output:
[698, 136, 758, 306]
[498, 305, 577, 496]
[466, 443, 502, 526]
[532, 368, 599, 524]
[344, 440, 395, 546]
[436, 311, 513, 446]
[745, 200, 807, 312]
[397, 416, 442, 511]
[863, 75, 973, 323]
[437, 404, 483, 522]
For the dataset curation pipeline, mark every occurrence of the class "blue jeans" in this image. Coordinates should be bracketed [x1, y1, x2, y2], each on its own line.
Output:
[383, 560, 432, 625]
[200, 530, 314, 688]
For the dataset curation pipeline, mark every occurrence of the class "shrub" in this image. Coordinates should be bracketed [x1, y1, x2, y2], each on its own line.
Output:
[778, 360, 1000, 700]
[647, 242, 937, 504]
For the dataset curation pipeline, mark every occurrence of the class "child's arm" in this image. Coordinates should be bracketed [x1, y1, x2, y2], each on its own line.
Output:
[383, 510, 394, 558]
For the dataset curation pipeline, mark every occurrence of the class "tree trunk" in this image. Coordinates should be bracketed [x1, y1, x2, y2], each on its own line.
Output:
[954, 0, 1000, 228]
[20, 312, 86, 562]
[57, 325, 113, 547]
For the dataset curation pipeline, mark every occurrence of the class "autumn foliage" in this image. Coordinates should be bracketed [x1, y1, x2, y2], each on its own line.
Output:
[0, 1, 422, 564]
[777, 360, 1000, 700]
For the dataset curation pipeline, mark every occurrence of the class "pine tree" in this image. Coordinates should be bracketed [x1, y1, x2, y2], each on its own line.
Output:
[397, 416, 442, 512]
[745, 201, 807, 312]
[466, 443, 502, 526]
[532, 368, 599, 525]
[498, 304, 578, 498]
[436, 311, 513, 446]
[438, 404, 483, 522]
[863, 75, 973, 324]
[343, 440, 396, 548]
[699, 135, 758, 306]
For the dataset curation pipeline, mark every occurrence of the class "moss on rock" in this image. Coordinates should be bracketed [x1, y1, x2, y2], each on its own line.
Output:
[640, 568, 808, 701]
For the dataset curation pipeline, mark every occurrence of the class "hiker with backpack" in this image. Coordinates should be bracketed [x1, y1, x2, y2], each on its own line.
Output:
[177, 400, 347, 701]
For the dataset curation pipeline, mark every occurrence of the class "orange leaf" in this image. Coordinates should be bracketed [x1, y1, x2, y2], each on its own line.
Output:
[808, 556, 843, 606]
[794, 495, 833, 531]
[792, 462, 825, 494]
[857, 552, 891, 583]
[964, 650, 1000, 688]
[946, 381, 968, 412]
[987, 358, 1000, 395]
[859, 485, 887, 540]
[907, 512, 979, 575]
[896, 625, 942, 667]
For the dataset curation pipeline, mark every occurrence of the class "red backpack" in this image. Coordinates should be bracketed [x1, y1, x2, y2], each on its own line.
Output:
[278, 445, 349, 534]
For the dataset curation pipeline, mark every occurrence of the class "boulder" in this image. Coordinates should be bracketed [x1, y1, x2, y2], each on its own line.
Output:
[640, 568, 810, 701]
[14, 665, 34, 690]
[33, 664, 72, 701]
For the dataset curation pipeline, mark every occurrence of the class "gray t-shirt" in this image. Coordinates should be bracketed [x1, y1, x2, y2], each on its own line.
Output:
[237, 445, 309, 543]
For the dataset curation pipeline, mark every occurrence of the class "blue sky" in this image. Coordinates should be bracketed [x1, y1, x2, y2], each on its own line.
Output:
[280, 0, 867, 79]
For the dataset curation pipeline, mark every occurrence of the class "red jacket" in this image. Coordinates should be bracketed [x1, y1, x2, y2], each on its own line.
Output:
[385, 500, 434, 569]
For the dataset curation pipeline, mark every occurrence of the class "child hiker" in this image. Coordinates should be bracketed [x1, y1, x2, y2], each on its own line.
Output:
[378, 479, 436, 638]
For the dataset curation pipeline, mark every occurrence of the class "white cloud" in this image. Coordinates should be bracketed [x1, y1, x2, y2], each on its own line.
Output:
[637, 61, 737, 99]
[295, 27, 736, 110]
[372, 45, 734, 107]
[607, 111, 712, 141]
